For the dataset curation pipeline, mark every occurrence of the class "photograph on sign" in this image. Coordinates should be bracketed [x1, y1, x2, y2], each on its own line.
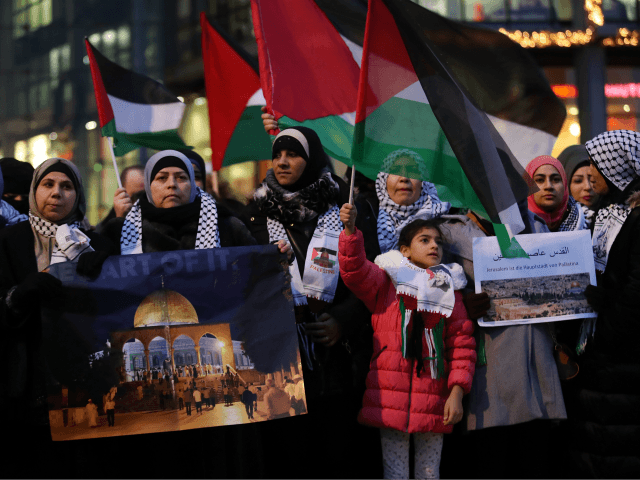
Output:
[43, 246, 304, 441]
[472, 230, 597, 326]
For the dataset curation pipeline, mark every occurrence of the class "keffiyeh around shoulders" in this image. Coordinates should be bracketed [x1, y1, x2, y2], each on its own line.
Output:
[374, 249, 466, 317]
[254, 168, 340, 224]
[558, 196, 587, 232]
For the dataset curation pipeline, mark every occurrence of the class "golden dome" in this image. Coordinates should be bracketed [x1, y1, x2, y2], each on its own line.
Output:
[134, 289, 198, 328]
[570, 281, 580, 288]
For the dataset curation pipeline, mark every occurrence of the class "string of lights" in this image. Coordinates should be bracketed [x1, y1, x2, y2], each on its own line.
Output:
[498, 0, 639, 48]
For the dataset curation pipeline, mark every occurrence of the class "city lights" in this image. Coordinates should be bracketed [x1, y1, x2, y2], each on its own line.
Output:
[85, 121, 97, 130]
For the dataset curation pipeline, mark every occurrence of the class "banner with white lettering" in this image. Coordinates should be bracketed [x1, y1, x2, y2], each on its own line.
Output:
[43, 246, 304, 440]
[472, 230, 597, 326]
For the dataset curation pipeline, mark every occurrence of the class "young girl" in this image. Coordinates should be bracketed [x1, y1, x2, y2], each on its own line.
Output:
[339, 203, 476, 479]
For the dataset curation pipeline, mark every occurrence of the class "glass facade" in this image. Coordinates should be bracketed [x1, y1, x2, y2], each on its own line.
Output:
[413, 0, 639, 22]
[547, 66, 640, 157]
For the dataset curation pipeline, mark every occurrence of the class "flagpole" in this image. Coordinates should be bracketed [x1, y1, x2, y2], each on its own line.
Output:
[348, 166, 356, 205]
[211, 169, 219, 196]
[107, 137, 123, 189]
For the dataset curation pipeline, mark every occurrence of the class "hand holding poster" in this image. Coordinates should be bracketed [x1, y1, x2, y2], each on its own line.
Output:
[472, 230, 597, 326]
[42, 246, 303, 440]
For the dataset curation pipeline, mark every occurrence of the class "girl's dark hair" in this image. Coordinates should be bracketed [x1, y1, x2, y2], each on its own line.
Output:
[398, 218, 445, 248]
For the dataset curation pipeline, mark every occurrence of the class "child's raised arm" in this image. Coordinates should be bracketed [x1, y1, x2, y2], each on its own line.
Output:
[340, 203, 357, 236]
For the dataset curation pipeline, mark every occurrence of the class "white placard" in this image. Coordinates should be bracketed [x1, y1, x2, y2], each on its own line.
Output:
[472, 230, 597, 327]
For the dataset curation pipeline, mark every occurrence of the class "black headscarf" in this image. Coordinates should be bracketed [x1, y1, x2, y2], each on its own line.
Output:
[271, 126, 329, 192]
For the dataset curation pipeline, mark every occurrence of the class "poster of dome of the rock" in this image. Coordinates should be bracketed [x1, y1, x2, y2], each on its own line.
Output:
[42, 246, 305, 441]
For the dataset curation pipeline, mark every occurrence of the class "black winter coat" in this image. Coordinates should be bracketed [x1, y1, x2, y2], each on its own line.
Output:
[245, 174, 380, 400]
[0, 221, 116, 418]
[568, 204, 640, 478]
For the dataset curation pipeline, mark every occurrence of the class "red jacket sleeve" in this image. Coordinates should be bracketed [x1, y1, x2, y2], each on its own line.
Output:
[445, 291, 476, 394]
[338, 229, 389, 313]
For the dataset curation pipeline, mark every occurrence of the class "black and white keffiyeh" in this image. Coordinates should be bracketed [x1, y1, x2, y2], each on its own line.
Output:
[376, 149, 450, 253]
[585, 130, 640, 192]
[29, 212, 93, 266]
[592, 202, 630, 273]
[120, 187, 220, 254]
[376, 177, 450, 254]
[254, 169, 340, 224]
[558, 196, 587, 232]
[266, 204, 343, 305]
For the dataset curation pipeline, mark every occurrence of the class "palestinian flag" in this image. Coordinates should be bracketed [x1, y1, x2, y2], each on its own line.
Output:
[250, 0, 565, 171]
[85, 38, 188, 157]
[200, 13, 271, 170]
[250, 0, 360, 161]
[355, 0, 539, 253]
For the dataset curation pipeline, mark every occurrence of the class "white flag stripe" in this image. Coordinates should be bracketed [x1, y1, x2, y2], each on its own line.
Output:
[247, 88, 267, 107]
[487, 115, 557, 169]
[498, 202, 525, 235]
[341, 35, 363, 67]
[108, 95, 185, 134]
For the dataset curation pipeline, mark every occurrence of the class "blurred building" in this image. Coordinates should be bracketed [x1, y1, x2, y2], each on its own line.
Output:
[0, 0, 261, 225]
[1, 0, 638, 225]
[412, 0, 640, 157]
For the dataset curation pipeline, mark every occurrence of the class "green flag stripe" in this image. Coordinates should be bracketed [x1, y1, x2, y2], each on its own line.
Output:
[222, 105, 272, 167]
[102, 119, 188, 157]
[278, 115, 355, 166]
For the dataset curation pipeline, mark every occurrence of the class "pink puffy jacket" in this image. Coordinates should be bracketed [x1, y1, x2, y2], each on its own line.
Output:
[339, 229, 476, 434]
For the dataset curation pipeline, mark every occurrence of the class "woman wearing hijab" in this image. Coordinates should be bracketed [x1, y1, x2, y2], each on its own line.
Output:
[566, 130, 640, 478]
[375, 148, 451, 253]
[558, 144, 599, 220]
[104, 149, 255, 252]
[0, 158, 115, 478]
[247, 126, 381, 479]
[526, 155, 587, 232]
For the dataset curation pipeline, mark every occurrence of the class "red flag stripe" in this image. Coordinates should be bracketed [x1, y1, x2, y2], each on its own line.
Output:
[85, 38, 114, 128]
[250, 0, 360, 122]
[356, 0, 419, 123]
[200, 13, 261, 171]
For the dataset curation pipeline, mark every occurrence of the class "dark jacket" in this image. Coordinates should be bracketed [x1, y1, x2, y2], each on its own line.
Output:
[569, 198, 640, 478]
[102, 201, 256, 252]
[0, 221, 116, 424]
[245, 174, 379, 400]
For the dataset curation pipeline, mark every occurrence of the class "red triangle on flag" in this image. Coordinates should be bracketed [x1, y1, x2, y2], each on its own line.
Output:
[312, 248, 320, 259]
[201, 13, 261, 171]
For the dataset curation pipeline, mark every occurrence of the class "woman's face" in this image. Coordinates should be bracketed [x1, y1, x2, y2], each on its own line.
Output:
[399, 227, 443, 269]
[532, 164, 564, 212]
[386, 175, 422, 206]
[570, 166, 598, 208]
[35, 172, 77, 223]
[589, 162, 610, 196]
[272, 149, 306, 187]
[150, 167, 191, 208]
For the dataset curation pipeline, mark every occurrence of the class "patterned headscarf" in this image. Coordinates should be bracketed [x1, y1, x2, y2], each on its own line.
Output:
[585, 130, 640, 192]
[376, 149, 450, 253]
[525, 155, 569, 231]
[586, 130, 640, 272]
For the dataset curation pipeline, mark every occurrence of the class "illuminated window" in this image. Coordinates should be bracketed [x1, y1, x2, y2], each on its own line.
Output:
[12, 0, 52, 38]
[14, 141, 27, 162]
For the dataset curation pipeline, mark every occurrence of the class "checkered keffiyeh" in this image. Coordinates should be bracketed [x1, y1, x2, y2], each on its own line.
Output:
[558, 196, 586, 232]
[29, 212, 93, 264]
[120, 188, 220, 255]
[585, 130, 640, 192]
[592, 202, 630, 272]
[267, 204, 343, 305]
[375, 149, 450, 253]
